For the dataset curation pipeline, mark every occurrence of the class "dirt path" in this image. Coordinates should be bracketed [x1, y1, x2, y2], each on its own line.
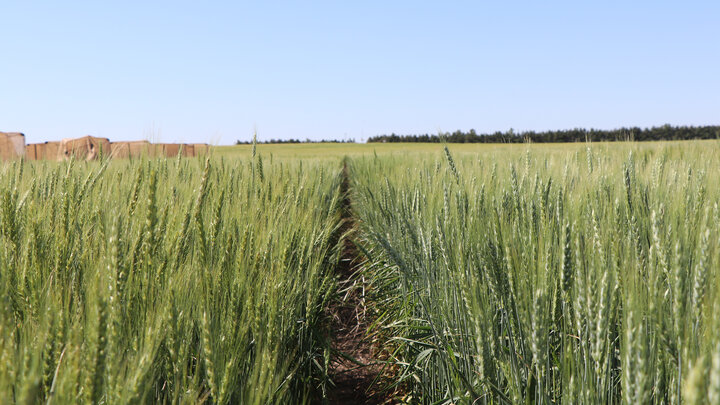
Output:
[324, 162, 391, 404]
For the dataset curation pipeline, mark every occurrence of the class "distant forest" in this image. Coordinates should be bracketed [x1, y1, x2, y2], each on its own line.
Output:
[235, 125, 720, 144]
[368, 125, 720, 143]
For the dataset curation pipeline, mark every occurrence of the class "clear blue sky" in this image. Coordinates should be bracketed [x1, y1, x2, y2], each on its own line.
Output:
[1, 1, 718, 144]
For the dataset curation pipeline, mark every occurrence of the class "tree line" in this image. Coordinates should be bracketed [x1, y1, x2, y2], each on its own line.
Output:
[367, 125, 720, 143]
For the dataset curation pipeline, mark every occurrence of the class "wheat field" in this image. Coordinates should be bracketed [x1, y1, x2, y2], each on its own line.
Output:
[1, 141, 719, 404]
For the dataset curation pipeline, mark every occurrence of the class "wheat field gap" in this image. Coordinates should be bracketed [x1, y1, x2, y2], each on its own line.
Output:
[1, 141, 719, 404]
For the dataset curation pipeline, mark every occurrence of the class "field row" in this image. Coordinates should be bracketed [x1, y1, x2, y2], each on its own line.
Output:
[0, 157, 342, 403]
[352, 143, 720, 404]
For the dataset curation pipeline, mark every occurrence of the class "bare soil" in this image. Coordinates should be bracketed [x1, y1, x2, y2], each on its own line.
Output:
[323, 163, 397, 404]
